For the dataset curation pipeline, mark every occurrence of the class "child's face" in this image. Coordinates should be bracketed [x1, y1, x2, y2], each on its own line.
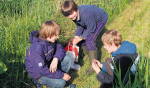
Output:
[67, 11, 78, 20]
[103, 43, 118, 53]
[47, 32, 59, 43]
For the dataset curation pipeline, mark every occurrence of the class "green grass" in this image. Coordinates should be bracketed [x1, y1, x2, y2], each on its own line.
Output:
[0, 0, 149, 88]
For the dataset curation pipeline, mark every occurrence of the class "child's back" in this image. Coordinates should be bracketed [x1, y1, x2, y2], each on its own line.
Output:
[112, 41, 137, 57]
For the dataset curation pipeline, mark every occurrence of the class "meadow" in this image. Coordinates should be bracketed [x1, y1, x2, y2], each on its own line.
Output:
[0, 0, 149, 88]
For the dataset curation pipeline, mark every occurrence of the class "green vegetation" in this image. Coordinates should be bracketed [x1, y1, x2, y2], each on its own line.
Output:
[0, 0, 149, 88]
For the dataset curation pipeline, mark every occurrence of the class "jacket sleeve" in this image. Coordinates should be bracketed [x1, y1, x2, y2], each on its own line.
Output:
[96, 62, 114, 84]
[30, 44, 64, 79]
[81, 14, 97, 39]
[97, 71, 113, 84]
[53, 43, 66, 61]
[75, 25, 84, 36]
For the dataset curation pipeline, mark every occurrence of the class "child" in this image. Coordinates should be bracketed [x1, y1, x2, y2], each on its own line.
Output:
[61, 0, 108, 73]
[92, 30, 139, 87]
[25, 21, 76, 88]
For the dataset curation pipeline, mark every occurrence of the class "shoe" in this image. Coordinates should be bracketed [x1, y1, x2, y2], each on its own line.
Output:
[71, 63, 81, 70]
[65, 81, 76, 88]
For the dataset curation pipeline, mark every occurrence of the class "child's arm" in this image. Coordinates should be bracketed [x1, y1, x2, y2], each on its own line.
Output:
[81, 14, 97, 39]
[49, 43, 65, 73]
[75, 25, 84, 36]
[49, 57, 58, 73]
[92, 59, 103, 74]
[53, 43, 66, 61]
[72, 36, 83, 45]
[92, 60, 113, 83]
[30, 44, 65, 79]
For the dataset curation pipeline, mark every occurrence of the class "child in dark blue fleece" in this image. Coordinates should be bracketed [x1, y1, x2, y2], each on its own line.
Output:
[92, 30, 139, 87]
[61, 0, 108, 71]
[25, 21, 76, 88]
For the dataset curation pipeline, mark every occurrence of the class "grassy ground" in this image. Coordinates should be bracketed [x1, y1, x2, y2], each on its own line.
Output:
[0, 0, 149, 88]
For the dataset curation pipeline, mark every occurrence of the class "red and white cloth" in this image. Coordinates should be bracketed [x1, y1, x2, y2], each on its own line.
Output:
[65, 42, 79, 62]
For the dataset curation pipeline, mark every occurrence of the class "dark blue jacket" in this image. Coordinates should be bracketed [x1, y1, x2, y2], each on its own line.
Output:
[25, 31, 66, 79]
[73, 5, 108, 39]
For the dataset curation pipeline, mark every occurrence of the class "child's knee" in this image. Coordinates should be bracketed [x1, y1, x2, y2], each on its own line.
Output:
[64, 52, 73, 63]
[55, 80, 66, 88]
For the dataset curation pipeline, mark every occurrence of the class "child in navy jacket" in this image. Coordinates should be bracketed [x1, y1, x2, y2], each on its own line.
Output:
[25, 21, 75, 88]
[61, 0, 108, 72]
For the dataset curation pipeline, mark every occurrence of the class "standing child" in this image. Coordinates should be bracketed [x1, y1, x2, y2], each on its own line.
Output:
[61, 0, 108, 73]
[92, 30, 139, 87]
[25, 21, 76, 88]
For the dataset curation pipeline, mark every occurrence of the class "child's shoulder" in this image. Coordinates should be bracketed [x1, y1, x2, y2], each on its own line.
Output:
[121, 41, 136, 47]
[112, 41, 137, 57]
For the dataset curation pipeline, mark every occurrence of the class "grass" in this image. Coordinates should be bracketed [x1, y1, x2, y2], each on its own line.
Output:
[0, 0, 149, 88]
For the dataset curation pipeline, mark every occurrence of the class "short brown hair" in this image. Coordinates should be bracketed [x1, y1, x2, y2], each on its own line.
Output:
[61, 0, 78, 16]
[39, 21, 60, 39]
[101, 30, 122, 46]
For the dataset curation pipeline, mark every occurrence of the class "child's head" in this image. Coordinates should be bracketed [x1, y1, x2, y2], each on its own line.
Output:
[39, 20, 60, 43]
[61, 0, 78, 20]
[101, 30, 122, 53]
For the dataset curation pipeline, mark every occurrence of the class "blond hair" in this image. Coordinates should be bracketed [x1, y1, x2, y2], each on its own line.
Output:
[101, 30, 122, 46]
[39, 21, 60, 39]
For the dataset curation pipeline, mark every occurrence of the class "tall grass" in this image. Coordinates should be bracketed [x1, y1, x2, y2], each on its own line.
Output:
[0, 0, 149, 88]
[113, 56, 149, 88]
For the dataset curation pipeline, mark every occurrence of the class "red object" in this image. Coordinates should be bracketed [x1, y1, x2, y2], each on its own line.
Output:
[65, 44, 79, 57]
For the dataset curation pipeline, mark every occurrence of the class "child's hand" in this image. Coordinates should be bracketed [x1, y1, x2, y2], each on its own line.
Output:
[92, 59, 102, 74]
[72, 36, 83, 45]
[49, 58, 58, 73]
[92, 59, 102, 68]
[62, 73, 71, 81]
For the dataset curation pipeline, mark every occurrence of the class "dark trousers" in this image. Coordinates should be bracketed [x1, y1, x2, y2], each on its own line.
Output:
[80, 19, 107, 60]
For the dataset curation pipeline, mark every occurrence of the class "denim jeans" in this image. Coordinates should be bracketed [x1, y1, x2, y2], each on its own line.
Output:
[34, 52, 73, 88]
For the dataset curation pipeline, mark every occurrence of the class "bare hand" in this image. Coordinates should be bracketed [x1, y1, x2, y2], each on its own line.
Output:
[72, 36, 83, 45]
[92, 59, 102, 68]
[49, 58, 58, 73]
[62, 73, 71, 81]
[92, 59, 102, 74]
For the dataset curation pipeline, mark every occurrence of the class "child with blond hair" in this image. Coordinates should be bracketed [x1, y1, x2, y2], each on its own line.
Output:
[92, 30, 139, 87]
[25, 21, 76, 88]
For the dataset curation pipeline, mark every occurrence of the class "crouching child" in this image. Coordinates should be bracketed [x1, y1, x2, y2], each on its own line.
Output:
[92, 30, 140, 87]
[25, 21, 76, 88]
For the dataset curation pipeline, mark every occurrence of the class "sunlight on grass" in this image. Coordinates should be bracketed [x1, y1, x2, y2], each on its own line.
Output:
[0, 0, 149, 88]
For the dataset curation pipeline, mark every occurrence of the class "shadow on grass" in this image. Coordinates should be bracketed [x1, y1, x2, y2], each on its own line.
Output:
[96, 27, 108, 61]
